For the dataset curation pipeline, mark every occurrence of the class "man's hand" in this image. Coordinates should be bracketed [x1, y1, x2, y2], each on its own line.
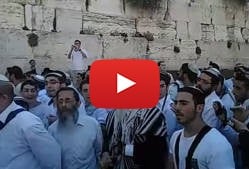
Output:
[231, 118, 249, 132]
[100, 152, 113, 169]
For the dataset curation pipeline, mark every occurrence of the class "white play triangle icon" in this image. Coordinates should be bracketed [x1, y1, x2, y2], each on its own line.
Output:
[117, 73, 136, 93]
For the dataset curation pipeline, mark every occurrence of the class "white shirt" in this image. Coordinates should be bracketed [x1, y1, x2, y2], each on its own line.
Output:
[48, 112, 102, 169]
[14, 82, 23, 96]
[170, 128, 235, 169]
[202, 91, 222, 128]
[71, 49, 88, 71]
[224, 78, 234, 91]
[168, 80, 184, 101]
[0, 102, 61, 169]
[220, 90, 235, 119]
[157, 95, 180, 140]
[29, 102, 52, 127]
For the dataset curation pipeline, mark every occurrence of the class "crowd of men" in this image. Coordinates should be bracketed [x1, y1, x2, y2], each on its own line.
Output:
[0, 40, 249, 169]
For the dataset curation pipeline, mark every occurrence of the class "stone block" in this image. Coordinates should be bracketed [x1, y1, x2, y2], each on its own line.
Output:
[1, 0, 38, 5]
[212, 6, 227, 25]
[176, 21, 188, 39]
[0, 3, 24, 29]
[88, 0, 123, 16]
[0, 29, 33, 73]
[57, 8, 82, 33]
[188, 22, 201, 40]
[201, 24, 215, 41]
[225, 7, 236, 26]
[215, 25, 228, 41]
[169, 0, 189, 22]
[82, 12, 136, 35]
[234, 26, 244, 42]
[102, 36, 147, 59]
[32, 6, 54, 31]
[24, 5, 54, 31]
[201, 2, 212, 24]
[42, 0, 84, 11]
[241, 28, 249, 40]
[136, 19, 176, 39]
[187, 1, 202, 23]
[235, 7, 246, 27]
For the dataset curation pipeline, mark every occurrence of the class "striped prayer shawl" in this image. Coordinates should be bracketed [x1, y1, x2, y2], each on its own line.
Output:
[106, 107, 167, 169]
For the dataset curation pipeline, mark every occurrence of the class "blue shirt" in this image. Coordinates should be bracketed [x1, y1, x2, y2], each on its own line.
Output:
[0, 102, 61, 169]
[29, 102, 52, 127]
[85, 102, 108, 125]
[48, 112, 102, 169]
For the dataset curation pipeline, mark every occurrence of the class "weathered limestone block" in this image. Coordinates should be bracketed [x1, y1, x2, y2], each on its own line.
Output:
[82, 12, 136, 35]
[0, 29, 33, 73]
[0, 3, 24, 29]
[32, 6, 54, 31]
[102, 36, 147, 58]
[227, 26, 235, 40]
[124, 0, 168, 19]
[196, 41, 237, 69]
[1, 0, 38, 5]
[215, 25, 228, 41]
[42, 0, 84, 11]
[241, 28, 249, 41]
[234, 26, 244, 42]
[235, 7, 246, 27]
[225, 7, 236, 26]
[188, 22, 201, 40]
[57, 8, 82, 33]
[88, 0, 123, 16]
[136, 19, 176, 39]
[178, 40, 197, 60]
[200, 1, 212, 24]
[187, 1, 202, 23]
[212, 6, 227, 25]
[25, 5, 54, 31]
[176, 21, 188, 39]
[169, 0, 189, 22]
[148, 39, 199, 69]
[201, 24, 215, 41]
[148, 38, 176, 61]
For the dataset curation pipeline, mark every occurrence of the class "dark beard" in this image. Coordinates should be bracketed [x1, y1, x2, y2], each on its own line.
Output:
[57, 106, 79, 126]
[197, 86, 212, 97]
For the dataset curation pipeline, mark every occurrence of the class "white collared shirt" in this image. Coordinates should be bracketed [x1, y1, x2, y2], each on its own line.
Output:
[202, 91, 222, 128]
[0, 102, 61, 169]
[157, 95, 180, 140]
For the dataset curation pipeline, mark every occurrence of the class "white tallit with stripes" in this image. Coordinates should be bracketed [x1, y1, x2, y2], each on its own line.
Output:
[107, 107, 167, 169]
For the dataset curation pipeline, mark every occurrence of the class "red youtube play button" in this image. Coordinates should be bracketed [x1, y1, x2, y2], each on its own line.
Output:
[90, 59, 159, 109]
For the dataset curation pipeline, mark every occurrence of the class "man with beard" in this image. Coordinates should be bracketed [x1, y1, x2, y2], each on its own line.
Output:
[196, 68, 222, 128]
[168, 63, 199, 101]
[48, 87, 102, 169]
[169, 86, 235, 169]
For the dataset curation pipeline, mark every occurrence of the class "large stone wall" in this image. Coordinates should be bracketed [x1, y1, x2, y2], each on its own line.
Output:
[1, 0, 249, 73]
